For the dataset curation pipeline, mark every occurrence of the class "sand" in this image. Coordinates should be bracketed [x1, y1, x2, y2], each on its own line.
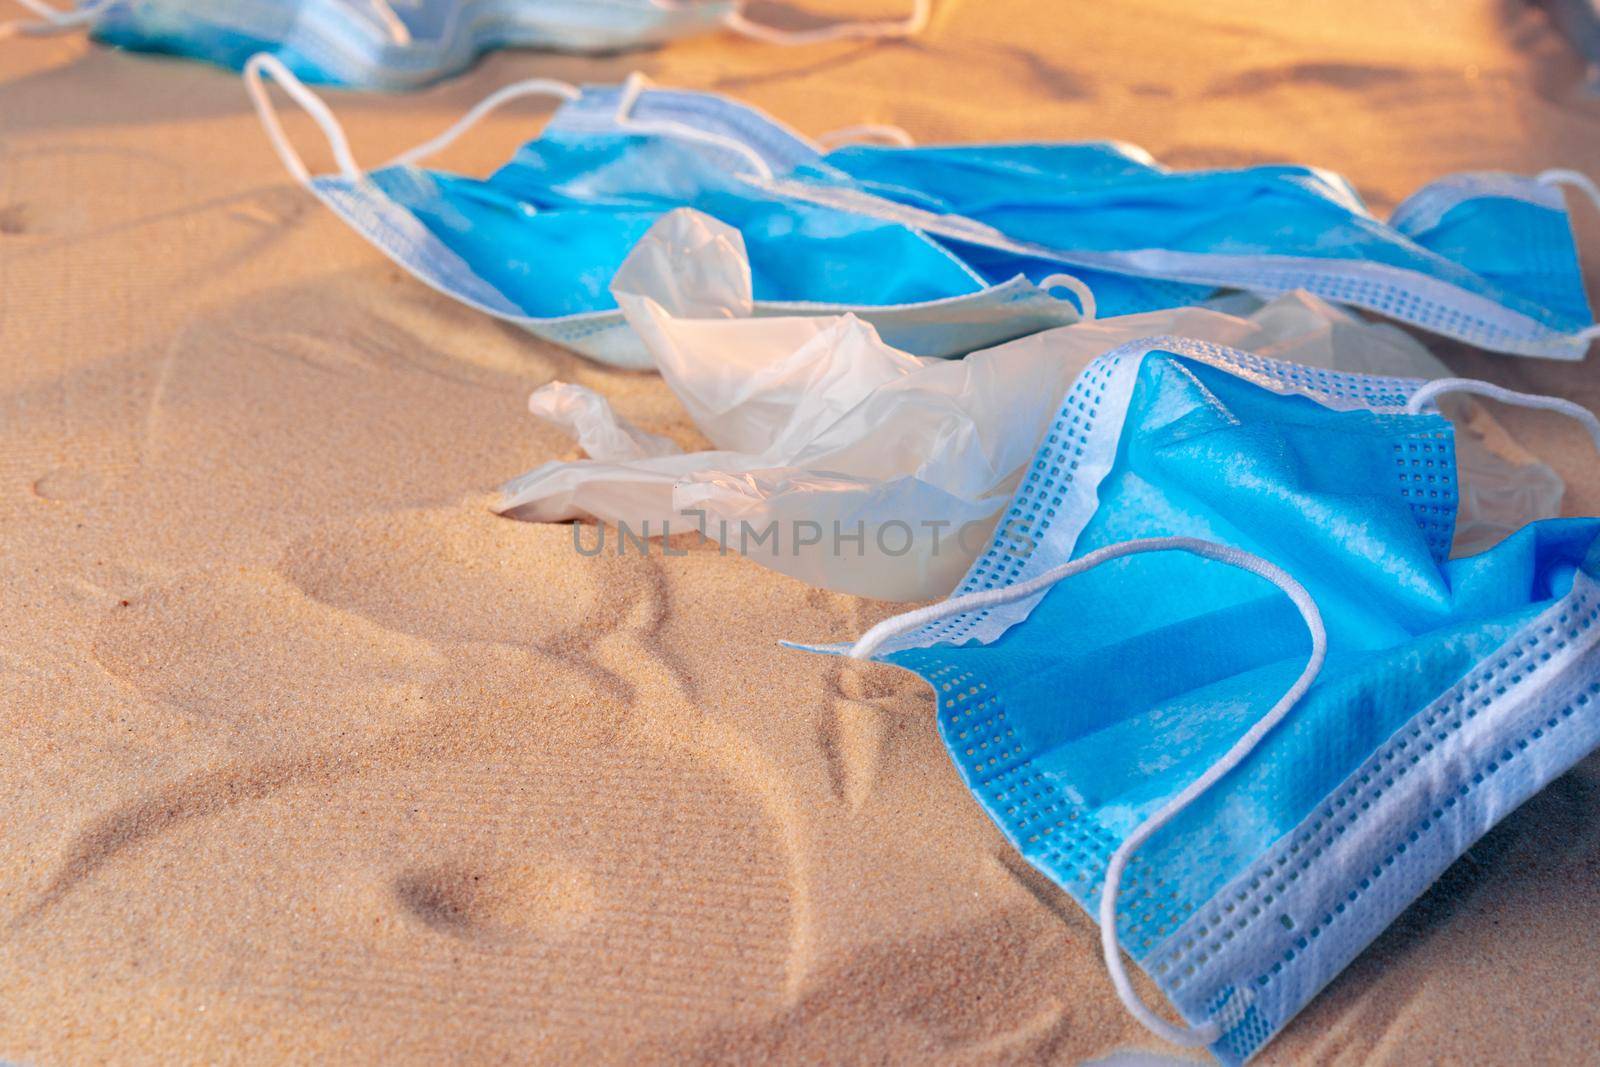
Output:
[2, 2, 1600, 1063]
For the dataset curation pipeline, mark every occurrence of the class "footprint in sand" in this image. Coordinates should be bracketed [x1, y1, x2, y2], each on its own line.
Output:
[0, 203, 31, 236]
[30, 466, 107, 502]
[22, 505, 808, 1054]
[276, 506, 633, 653]
[91, 565, 445, 747]
[393, 856, 597, 940]
[227, 187, 309, 230]
[0, 199, 83, 237]
[50, 532, 627, 895]
[277, 507, 836, 967]
[14, 734, 798, 1055]
[321, 742, 796, 1031]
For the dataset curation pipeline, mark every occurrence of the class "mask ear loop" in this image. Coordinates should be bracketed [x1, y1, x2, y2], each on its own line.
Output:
[610, 71, 776, 180]
[386, 76, 579, 167]
[243, 53, 362, 185]
[1539, 168, 1600, 214]
[849, 534, 1328, 1050]
[363, 0, 413, 45]
[1405, 378, 1600, 452]
[0, 0, 110, 39]
[243, 51, 578, 185]
[1039, 273, 1097, 321]
[721, 0, 931, 45]
[1536, 169, 1600, 346]
[815, 123, 916, 149]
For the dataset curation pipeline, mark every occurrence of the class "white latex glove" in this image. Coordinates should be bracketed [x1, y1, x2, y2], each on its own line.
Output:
[498, 209, 1564, 599]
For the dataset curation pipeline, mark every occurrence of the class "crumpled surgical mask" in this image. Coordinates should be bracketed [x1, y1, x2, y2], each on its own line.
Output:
[0, 0, 930, 89]
[1202, 290, 1568, 556]
[767, 150, 1600, 360]
[497, 208, 1566, 600]
[242, 67, 1599, 365]
[239, 61, 1088, 368]
[814, 338, 1600, 1062]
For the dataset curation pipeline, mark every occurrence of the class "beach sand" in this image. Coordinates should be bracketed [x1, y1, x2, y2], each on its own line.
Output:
[3, 2, 1600, 1062]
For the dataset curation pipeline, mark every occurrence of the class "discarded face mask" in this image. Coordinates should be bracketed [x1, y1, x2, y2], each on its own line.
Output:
[241, 61, 1086, 368]
[770, 152, 1600, 360]
[1201, 291, 1567, 556]
[496, 209, 1566, 600]
[245, 66, 1598, 365]
[0, 0, 930, 89]
[817, 338, 1600, 1062]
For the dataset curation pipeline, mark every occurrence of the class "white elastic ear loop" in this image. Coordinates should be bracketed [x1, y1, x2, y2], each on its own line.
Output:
[1539, 168, 1600, 215]
[849, 535, 1328, 1050]
[364, 0, 413, 45]
[243, 52, 361, 185]
[1040, 272, 1097, 321]
[245, 52, 578, 184]
[0, 0, 109, 38]
[816, 123, 916, 149]
[386, 77, 579, 168]
[612, 71, 775, 180]
[1405, 378, 1600, 453]
[1537, 169, 1600, 343]
[722, 0, 931, 45]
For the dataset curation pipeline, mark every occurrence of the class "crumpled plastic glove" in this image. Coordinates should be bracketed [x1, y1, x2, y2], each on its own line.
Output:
[528, 381, 681, 462]
[497, 209, 1564, 599]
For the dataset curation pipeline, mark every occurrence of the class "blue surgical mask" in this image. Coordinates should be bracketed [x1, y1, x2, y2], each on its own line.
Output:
[813, 340, 1600, 1062]
[243, 60, 1089, 368]
[249, 64, 1600, 363]
[775, 146, 1600, 359]
[4, 0, 928, 90]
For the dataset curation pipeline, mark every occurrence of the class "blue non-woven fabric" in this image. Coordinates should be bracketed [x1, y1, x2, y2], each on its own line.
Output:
[367, 138, 985, 318]
[836, 338, 1600, 1062]
[295, 81, 1597, 364]
[87, 0, 737, 90]
[301, 82, 1085, 366]
[784, 143, 1597, 357]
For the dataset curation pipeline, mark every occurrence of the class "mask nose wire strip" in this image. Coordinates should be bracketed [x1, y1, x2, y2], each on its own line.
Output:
[1536, 169, 1600, 343]
[0, 0, 110, 38]
[611, 71, 776, 180]
[1404, 378, 1600, 452]
[720, 0, 930, 45]
[243, 53, 361, 185]
[847, 535, 1328, 1050]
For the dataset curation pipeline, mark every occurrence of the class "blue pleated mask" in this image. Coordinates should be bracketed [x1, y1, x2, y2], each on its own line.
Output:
[774, 147, 1600, 359]
[10, 0, 928, 90]
[250, 68, 1599, 363]
[814, 341, 1600, 1062]
[242, 61, 1089, 367]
